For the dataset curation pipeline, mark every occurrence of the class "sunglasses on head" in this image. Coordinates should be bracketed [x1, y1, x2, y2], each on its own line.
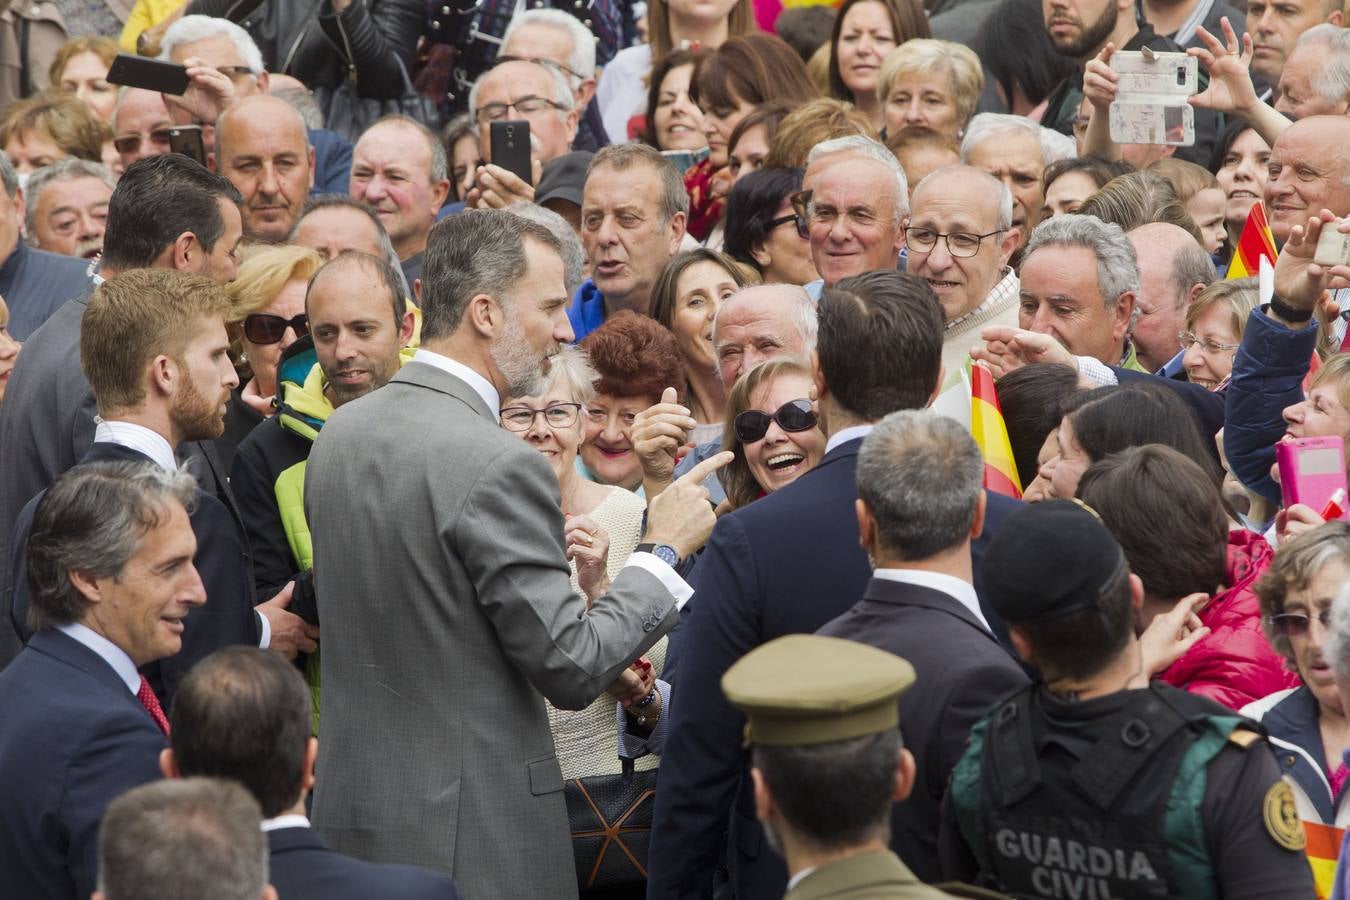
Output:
[734, 398, 816, 444]
[243, 312, 309, 345]
[112, 128, 173, 155]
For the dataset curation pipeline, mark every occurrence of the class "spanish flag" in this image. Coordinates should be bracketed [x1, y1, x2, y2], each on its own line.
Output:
[1303, 820, 1343, 900]
[970, 364, 1022, 499]
[1227, 201, 1278, 280]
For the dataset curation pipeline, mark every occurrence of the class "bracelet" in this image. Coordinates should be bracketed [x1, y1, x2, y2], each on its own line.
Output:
[632, 688, 658, 709]
[628, 689, 661, 728]
[1269, 294, 1313, 324]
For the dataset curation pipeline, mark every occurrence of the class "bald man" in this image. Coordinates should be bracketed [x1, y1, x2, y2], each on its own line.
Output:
[214, 95, 314, 243]
[1127, 223, 1217, 373]
[1265, 116, 1350, 246]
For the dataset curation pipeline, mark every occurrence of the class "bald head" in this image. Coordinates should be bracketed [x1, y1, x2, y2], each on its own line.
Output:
[1128, 222, 1217, 372]
[713, 284, 818, 387]
[808, 157, 907, 287]
[215, 95, 313, 243]
[1264, 115, 1350, 244]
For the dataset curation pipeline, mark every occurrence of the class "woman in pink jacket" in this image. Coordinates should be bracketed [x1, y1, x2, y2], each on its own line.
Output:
[1078, 444, 1300, 710]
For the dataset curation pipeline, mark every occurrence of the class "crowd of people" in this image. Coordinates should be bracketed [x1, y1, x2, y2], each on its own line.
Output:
[2, 0, 1350, 898]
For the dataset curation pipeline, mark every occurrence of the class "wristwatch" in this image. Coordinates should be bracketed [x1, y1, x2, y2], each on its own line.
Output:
[635, 542, 679, 567]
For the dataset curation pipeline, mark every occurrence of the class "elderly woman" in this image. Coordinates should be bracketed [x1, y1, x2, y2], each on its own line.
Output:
[827, 0, 928, 130]
[877, 39, 982, 143]
[719, 358, 826, 511]
[649, 250, 757, 448]
[1248, 523, 1350, 900]
[580, 310, 688, 492]
[723, 168, 818, 287]
[219, 245, 323, 468]
[0, 295, 20, 408]
[1181, 279, 1260, 391]
[0, 92, 106, 173]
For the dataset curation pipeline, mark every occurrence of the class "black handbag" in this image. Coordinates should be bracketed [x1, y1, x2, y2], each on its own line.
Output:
[308, 2, 443, 141]
[566, 768, 658, 893]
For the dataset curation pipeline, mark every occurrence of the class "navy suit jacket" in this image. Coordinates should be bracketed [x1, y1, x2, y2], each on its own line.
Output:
[816, 577, 1030, 882]
[0, 629, 166, 900]
[9, 442, 260, 708]
[646, 437, 1020, 900]
[268, 825, 461, 899]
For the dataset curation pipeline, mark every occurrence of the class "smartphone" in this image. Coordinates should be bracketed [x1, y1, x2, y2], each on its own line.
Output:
[1276, 436, 1348, 518]
[1314, 222, 1350, 268]
[107, 53, 190, 95]
[167, 125, 206, 165]
[490, 120, 533, 187]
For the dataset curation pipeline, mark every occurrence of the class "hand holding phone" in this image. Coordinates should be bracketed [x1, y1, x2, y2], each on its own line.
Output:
[1314, 219, 1350, 269]
[490, 120, 533, 187]
[106, 54, 190, 95]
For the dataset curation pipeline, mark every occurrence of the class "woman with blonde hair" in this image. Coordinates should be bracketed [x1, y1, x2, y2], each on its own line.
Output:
[719, 358, 827, 511]
[0, 92, 105, 173]
[48, 37, 119, 123]
[1180, 278, 1259, 392]
[876, 38, 983, 142]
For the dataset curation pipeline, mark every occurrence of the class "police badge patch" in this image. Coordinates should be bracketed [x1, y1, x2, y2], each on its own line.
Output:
[1263, 781, 1307, 851]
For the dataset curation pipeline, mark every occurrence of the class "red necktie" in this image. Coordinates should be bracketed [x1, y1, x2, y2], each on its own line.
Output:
[137, 675, 170, 737]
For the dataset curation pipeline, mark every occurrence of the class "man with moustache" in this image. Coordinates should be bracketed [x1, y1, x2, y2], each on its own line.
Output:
[9, 269, 316, 708]
[305, 209, 728, 896]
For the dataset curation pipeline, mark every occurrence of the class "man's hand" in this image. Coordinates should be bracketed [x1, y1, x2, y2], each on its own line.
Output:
[565, 514, 611, 606]
[1189, 19, 1262, 116]
[1272, 211, 1350, 314]
[162, 56, 238, 127]
[644, 451, 735, 558]
[1082, 44, 1118, 112]
[257, 582, 320, 660]
[633, 387, 698, 497]
[472, 161, 539, 208]
[971, 325, 1075, 378]
[1134, 593, 1211, 684]
[135, 2, 186, 57]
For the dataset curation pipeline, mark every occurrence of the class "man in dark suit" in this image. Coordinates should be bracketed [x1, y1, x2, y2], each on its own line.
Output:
[9, 269, 317, 707]
[0, 460, 206, 900]
[162, 645, 461, 900]
[647, 270, 1023, 900]
[0, 154, 310, 671]
[817, 409, 1030, 881]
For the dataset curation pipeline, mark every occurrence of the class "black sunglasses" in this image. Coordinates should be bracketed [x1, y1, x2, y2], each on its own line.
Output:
[734, 398, 817, 444]
[768, 213, 808, 240]
[112, 127, 173, 155]
[243, 312, 309, 345]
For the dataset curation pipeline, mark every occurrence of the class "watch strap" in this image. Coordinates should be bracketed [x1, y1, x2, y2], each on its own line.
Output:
[1269, 294, 1313, 323]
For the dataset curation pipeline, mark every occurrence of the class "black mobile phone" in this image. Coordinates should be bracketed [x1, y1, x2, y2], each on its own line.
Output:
[107, 53, 190, 96]
[490, 120, 533, 187]
[168, 125, 206, 166]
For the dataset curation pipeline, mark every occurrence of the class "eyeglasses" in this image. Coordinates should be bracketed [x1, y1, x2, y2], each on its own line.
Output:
[1178, 332, 1239, 355]
[216, 65, 258, 82]
[112, 128, 173, 155]
[500, 402, 583, 431]
[904, 227, 1005, 258]
[1266, 609, 1333, 637]
[494, 54, 587, 84]
[768, 213, 808, 240]
[474, 96, 569, 123]
[734, 398, 817, 444]
[243, 313, 309, 345]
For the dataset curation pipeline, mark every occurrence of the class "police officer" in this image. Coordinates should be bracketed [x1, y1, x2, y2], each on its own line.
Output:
[940, 500, 1316, 899]
[723, 633, 969, 900]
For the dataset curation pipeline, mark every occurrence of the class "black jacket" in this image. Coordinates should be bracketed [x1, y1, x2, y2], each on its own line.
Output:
[184, 0, 423, 99]
[268, 825, 462, 899]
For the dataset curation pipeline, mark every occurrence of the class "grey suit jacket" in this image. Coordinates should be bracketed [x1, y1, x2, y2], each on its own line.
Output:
[304, 360, 679, 899]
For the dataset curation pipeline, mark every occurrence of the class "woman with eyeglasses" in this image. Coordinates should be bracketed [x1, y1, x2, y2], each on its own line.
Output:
[1245, 523, 1350, 888]
[219, 245, 322, 468]
[723, 167, 818, 287]
[1180, 278, 1259, 391]
[719, 358, 826, 511]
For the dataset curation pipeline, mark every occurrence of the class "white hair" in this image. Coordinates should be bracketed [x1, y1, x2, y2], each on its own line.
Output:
[508, 201, 586, 297]
[711, 284, 818, 358]
[1026, 214, 1140, 308]
[24, 158, 115, 237]
[159, 15, 265, 74]
[960, 113, 1076, 168]
[914, 165, 1014, 232]
[1295, 24, 1350, 109]
[501, 10, 597, 86]
[806, 135, 910, 222]
[467, 58, 575, 122]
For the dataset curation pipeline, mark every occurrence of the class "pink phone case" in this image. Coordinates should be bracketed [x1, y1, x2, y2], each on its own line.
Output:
[1276, 436, 1348, 519]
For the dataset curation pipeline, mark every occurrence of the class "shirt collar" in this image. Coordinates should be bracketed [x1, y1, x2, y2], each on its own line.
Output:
[871, 568, 990, 632]
[55, 621, 141, 693]
[943, 267, 1018, 332]
[411, 348, 500, 417]
[825, 423, 874, 455]
[786, 866, 817, 892]
[94, 419, 178, 471]
[261, 814, 311, 832]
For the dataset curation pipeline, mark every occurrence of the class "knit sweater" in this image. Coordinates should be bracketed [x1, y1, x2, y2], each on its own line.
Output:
[940, 268, 1020, 376]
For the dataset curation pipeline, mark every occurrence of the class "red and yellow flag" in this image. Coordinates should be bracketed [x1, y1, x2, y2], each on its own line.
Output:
[1227, 201, 1278, 280]
[1303, 820, 1343, 900]
[970, 364, 1022, 499]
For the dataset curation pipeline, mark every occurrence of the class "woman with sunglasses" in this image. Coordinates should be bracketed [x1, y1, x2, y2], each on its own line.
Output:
[719, 358, 826, 511]
[220, 245, 322, 468]
[1246, 523, 1350, 891]
[723, 167, 818, 287]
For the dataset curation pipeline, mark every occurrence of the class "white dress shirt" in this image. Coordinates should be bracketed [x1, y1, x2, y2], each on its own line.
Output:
[871, 568, 990, 632]
[825, 424, 875, 455]
[409, 349, 693, 608]
[56, 622, 140, 694]
[261, 814, 311, 832]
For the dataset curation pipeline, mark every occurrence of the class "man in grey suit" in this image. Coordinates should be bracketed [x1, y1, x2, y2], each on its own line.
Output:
[304, 208, 728, 898]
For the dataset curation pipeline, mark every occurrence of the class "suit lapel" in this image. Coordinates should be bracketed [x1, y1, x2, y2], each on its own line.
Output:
[27, 630, 136, 697]
[862, 577, 999, 643]
[395, 361, 498, 424]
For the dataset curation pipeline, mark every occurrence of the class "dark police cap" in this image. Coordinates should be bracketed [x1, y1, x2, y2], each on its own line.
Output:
[980, 499, 1128, 624]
